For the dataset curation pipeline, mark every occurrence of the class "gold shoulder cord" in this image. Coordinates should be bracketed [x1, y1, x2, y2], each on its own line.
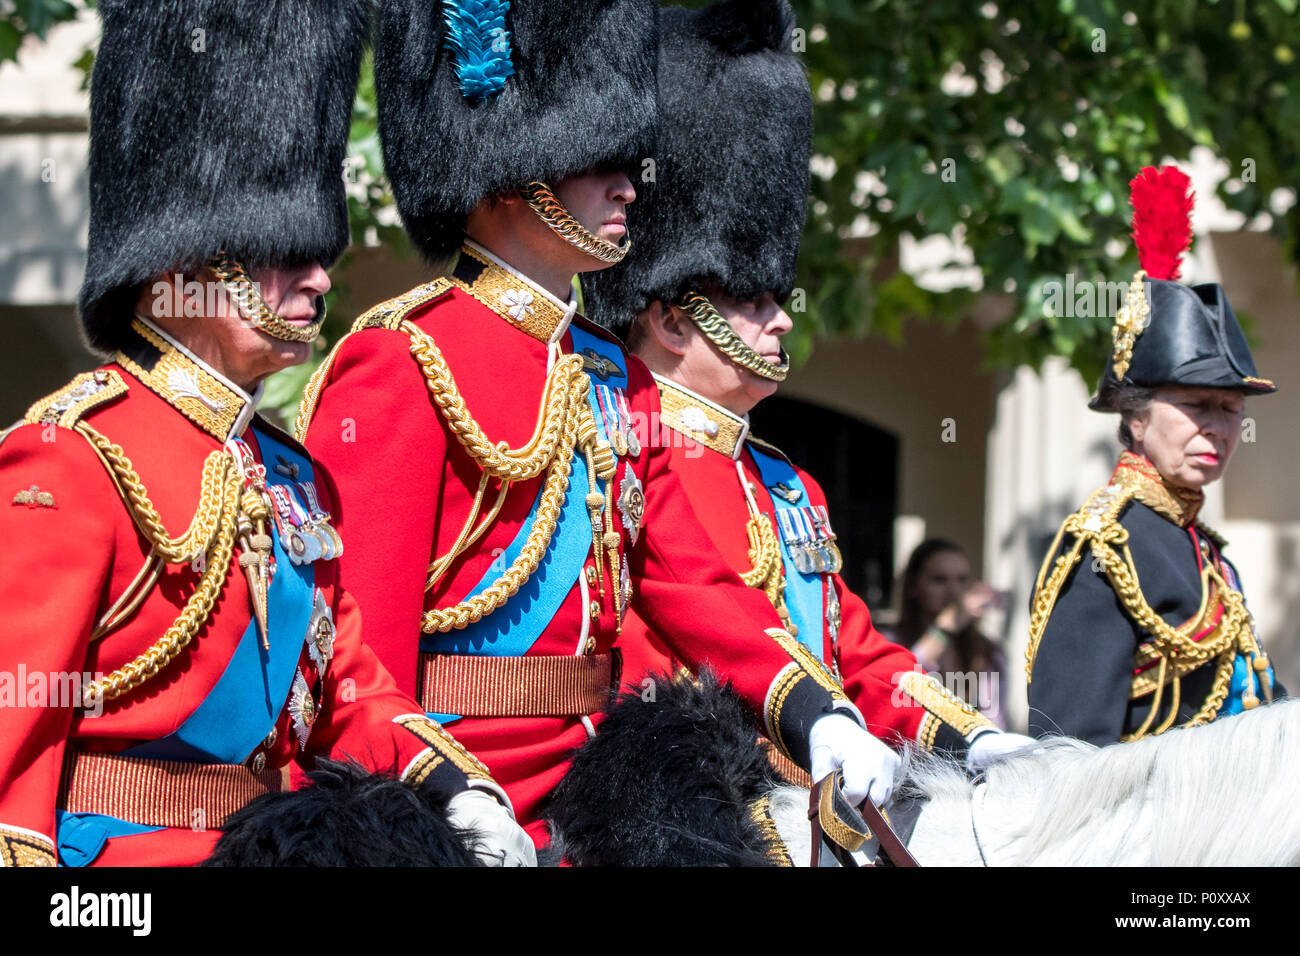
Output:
[394, 321, 622, 632]
[1026, 485, 1266, 740]
[741, 513, 793, 629]
[72, 423, 243, 705]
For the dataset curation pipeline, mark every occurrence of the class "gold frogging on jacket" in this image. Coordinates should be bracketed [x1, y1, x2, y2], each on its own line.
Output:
[1027, 454, 1273, 741]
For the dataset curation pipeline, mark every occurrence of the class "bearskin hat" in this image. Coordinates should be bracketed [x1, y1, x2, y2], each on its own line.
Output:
[583, 0, 810, 332]
[374, 0, 659, 263]
[1090, 165, 1277, 409]
[545, 670, 787, 866]
[78, 0, 370, 354]
[202, 760, 481, 867]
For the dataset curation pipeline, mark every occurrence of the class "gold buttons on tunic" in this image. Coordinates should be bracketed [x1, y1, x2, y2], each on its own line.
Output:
[263, 727, 277, 749]
[250, 751, 267, 774]
[585, 566, 598, 587]
[589, 600, 601, 621]
[584, 637, 596, 655]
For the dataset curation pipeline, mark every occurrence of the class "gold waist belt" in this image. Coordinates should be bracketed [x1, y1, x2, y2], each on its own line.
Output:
[59, 750, 284, 829]
[763, 738, 812, 790]
[418, 651, 620, 718]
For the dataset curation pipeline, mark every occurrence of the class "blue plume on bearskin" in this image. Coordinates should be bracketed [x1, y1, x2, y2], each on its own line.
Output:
[201, 760, 481, 867]
[376, 0, 659, 262]
[442, 0, 515, 102]
[545, 669, 785, 866]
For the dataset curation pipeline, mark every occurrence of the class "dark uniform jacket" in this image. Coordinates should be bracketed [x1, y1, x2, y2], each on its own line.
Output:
[1028, 452, 1283, 745]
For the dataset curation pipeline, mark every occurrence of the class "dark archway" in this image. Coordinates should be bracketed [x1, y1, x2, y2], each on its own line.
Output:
[748, 396, 899, 610]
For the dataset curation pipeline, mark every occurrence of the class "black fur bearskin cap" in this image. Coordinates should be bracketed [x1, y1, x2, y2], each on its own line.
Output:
[78, 0, 371, 355]
[374, 0, 659, 263]
[545, 670, 785, 866]
[584, 0, 810, 332]
[202, 760, 482, 867]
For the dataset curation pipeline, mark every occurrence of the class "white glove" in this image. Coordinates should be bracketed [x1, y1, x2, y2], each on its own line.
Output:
[965, 730, 1038, 773]
[808, 713, 900, 807]
[445, 787, 537, 867]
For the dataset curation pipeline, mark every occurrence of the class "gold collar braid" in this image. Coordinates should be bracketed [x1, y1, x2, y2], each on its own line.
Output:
[115, 318, 250, 443]
[654, 374, 749, 459]
[520, 181, 630, 265]
[209, 251, 326, 344]
[676, 292, 790, 382]
[1112, 451, 1203, 527]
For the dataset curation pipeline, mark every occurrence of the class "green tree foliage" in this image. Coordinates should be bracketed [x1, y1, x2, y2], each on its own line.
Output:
[9, 1, 1300, 420]
[789, 0, 1300, 380]
[0, 1, 84, 64]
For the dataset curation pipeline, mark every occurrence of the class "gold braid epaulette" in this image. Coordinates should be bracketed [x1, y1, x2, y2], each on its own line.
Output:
[294, 278, 455, 441]
[1026, 483, 1262, 740]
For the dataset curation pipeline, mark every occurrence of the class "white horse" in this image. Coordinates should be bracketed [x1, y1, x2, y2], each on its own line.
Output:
[775, 698, 1300, 866]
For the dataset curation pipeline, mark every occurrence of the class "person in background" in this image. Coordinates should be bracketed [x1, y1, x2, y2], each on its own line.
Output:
[1027, 166, 1285, 745]
[892, 539, 1007, 728]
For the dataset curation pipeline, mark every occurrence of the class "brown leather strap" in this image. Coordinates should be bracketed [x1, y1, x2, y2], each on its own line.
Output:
[58, 750, 284, 829]
[809, 770, 920, 868]
[418, 651, 620, 718]
[862, 797, 919, 868]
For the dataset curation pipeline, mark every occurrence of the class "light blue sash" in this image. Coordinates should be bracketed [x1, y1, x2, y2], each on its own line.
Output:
[126, 427, 316, 764]
[747, 444, 824, 661]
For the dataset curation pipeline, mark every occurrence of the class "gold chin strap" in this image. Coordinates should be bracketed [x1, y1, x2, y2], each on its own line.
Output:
[676, 291, 790, 382]
[209, 251, 326, 344]
[520, 180, 630, 264]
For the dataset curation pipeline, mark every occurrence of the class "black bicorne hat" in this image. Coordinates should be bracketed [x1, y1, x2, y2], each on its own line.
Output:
[375, 0, 659, 263]
[584, 0, 810, 332]
[78, 0, 371, 355]
[1090, 166, 1277, 410]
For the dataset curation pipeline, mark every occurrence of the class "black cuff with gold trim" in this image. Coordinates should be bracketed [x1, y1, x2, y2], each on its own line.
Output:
[0, 824, 56, 867]
[395, 714, 495, 797]
[901, 671, 994, 756]
[764, 629, 856, 770]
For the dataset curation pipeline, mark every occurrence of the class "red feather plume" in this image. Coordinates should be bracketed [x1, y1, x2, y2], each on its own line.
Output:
[1129, 165, 1194, 281]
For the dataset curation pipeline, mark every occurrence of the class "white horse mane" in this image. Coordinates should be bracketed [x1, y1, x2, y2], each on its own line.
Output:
[901, 698, 1300, 865]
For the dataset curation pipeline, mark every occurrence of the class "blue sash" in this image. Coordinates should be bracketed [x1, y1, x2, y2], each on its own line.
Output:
[125, 427, 316, 764]
[1220, 655, 1272, 717]
[1216, 560, 1277, 717]
[747, 444, 824, 661]
[420, 326, 628, 722]
[55, 810, 162, 868]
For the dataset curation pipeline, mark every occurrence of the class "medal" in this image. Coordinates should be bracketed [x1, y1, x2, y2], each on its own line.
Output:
[306, 589, 336, 673]
[616, 389, 640, 457]
[287, 669, 318, 750]
[617, 463, 645, 546]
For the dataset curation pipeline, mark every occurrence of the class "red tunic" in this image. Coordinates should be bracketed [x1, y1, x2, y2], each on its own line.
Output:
[301, 244, 852, 844]
[619, 376, 994, 756]
[0, 319, 490, 867]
